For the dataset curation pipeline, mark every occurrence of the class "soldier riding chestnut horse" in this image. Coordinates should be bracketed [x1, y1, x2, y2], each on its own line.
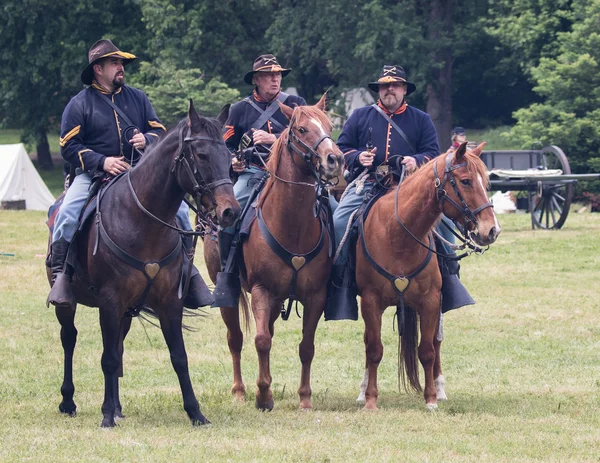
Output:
[355, 142, 500, 411]
[204, 96, 344, 410]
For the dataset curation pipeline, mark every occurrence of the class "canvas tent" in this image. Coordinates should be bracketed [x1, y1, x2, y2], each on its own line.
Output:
[0, 143, 55, 211]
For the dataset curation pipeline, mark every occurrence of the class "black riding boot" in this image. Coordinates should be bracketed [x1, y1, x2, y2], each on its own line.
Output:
[436, 240, 475, 313]
[46, 237, 76, 310]
[211, 230, 241, 308]
[181, 235, 214, 309]
[324, 263, 359, 321]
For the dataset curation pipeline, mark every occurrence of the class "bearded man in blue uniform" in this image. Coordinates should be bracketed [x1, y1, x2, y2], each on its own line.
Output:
[326, 65, 474, 320]
[47, 39, 210, 310]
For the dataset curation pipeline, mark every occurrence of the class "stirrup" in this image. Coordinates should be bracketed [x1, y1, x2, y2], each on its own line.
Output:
[47, 273, 76, 309]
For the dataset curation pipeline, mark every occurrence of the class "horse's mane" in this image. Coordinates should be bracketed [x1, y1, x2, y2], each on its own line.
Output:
[258, 104, 332, 206]
[141, 116, 224, 161]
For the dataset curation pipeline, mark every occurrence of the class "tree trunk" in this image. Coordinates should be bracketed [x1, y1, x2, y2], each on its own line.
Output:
[425, 0, 455, 153]
[36, 128, 54, 170]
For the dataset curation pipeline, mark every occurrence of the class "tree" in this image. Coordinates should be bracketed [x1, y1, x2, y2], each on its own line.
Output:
[508, 0, 600, 177]
[0, 0, 148, 169]
[129, 60, 240, 125]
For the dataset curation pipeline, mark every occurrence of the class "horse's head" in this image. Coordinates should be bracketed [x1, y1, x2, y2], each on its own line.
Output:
[278, 95, 344, 181]
[177, 100, 240, 228]
[435, 142, 500, 246]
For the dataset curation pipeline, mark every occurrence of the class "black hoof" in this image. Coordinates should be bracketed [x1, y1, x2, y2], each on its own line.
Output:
[59, 402, 77, 417]
[114, 409, 125, 420]
[255, 398, 274, 412]
[191, 415, 210, 426]
[100, 417, 116, 428]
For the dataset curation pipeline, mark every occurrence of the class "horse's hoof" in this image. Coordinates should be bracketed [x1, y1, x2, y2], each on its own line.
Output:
[363, 400, 379, 411]
[255, 398, 274, 412]
[299, 401, 313, 410]
[192, 415, 210, 426]
[114, 410, 125, 420]
[58, 402, 77, 417]
[436, 390, 448, 401]
[356, 393, 366, 404]
[100, 417, 116, 428]
[426, 403, 439, 412]
[232, 390, 246, 403]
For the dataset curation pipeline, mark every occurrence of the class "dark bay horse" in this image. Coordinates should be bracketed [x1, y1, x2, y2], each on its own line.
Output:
[355, 142, 500, 411]
[205, 96, 344, 410]
[47, 101, 240, 427]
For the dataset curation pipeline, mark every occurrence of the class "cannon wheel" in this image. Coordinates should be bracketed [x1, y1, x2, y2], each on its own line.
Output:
[530, 146, 573, 229]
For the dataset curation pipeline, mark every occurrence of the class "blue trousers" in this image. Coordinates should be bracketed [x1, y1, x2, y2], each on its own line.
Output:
[331, 182, 456, 267]
[52, 172, 192, 243]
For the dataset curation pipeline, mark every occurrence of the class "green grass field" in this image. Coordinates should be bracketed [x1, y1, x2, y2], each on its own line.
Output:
[1, 210, 599, 462]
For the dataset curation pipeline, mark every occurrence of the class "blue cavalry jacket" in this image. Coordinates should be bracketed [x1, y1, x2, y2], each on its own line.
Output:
[59, 82, 166, 174]
[223, 90, 306, 156]
[338, 100, 440, 182]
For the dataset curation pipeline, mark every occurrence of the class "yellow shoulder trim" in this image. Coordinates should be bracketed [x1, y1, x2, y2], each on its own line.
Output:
[147, 132, 158, 137]
[59, 126, 81, 147]
[77, 149, 91, 170]
[148, 120, 166, 132]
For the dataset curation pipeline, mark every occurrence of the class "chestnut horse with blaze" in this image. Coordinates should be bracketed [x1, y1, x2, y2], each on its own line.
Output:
[205, 96, 344, 410]
[356, 142, 500, 410]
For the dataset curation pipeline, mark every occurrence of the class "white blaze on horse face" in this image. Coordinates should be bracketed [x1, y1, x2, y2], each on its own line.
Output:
[477, 173, 501, 232]
[308, 117, 335, 151]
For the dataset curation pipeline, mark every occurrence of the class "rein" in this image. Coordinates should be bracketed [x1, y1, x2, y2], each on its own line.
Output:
[393, 152, 492, 260]
[256, 113, 336, 320]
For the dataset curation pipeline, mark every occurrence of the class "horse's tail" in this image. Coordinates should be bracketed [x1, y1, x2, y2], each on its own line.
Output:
[239, 289, 252, 334]
[397, 305, 422, 393]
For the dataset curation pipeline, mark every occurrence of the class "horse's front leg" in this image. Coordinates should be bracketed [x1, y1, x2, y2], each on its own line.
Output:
[98, 305, 124, 428]
[433, 310, 447, 401]
[419, 302, 441, 410]
[159, 306, 209, 426]
[361, 291, 384, 411]
[251, 286, 279, 411]
[114, 314, 133, 419]
[297, 290, 326, 410]
[56, 304, 78, 416]
[220, 305, 246, 402]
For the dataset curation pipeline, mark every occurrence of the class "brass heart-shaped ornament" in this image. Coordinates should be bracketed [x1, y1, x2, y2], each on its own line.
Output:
[394, 277, 409, 293]
[291, 256, 306, 270]
[145, 262, 161, 279]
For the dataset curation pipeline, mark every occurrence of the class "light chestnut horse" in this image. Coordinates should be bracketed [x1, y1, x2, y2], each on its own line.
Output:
[205, 96, 344, 410]
[355, 142, 500, 411]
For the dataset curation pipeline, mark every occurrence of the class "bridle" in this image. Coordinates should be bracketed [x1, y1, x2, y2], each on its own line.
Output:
[433, 151, 493, 231]
[128, 125, 232, 236]
[285, 114, 334, 185]
[393, 151, 493, 258]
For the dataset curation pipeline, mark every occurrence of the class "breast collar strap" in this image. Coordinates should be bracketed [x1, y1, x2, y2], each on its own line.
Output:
[256, 206, 327, 321]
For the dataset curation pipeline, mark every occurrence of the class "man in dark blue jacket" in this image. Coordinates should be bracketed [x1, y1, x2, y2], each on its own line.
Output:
[212, 54, 307, 306]
[326, 65, 473, 320]
[48, 39, 209, 310]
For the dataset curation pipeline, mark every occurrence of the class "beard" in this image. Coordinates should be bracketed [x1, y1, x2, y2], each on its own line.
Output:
[381, 93, 400, 108]
[113, 73, 125, 88]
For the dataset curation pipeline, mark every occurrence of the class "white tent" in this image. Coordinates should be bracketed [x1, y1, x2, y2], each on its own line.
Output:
[0, 143, 55, 211]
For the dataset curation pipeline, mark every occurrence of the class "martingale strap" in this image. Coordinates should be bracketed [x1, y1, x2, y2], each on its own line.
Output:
[94, 181, 182, 310]
[256, 207, 327, 320]
[358, 215, 433, 335]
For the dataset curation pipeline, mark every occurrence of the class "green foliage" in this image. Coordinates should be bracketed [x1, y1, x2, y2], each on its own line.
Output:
[128, 61, 240, 125]
[508, 0, 600, 177]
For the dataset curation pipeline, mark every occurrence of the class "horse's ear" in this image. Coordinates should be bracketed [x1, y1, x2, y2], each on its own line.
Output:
[187, 99, 202, 130]
[217, 104, 230, 126]
[470, 142, 487, 158]
[455, 141, 468, 161]
[277, 101, 294, 120]
[316, 93, 327, 111]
